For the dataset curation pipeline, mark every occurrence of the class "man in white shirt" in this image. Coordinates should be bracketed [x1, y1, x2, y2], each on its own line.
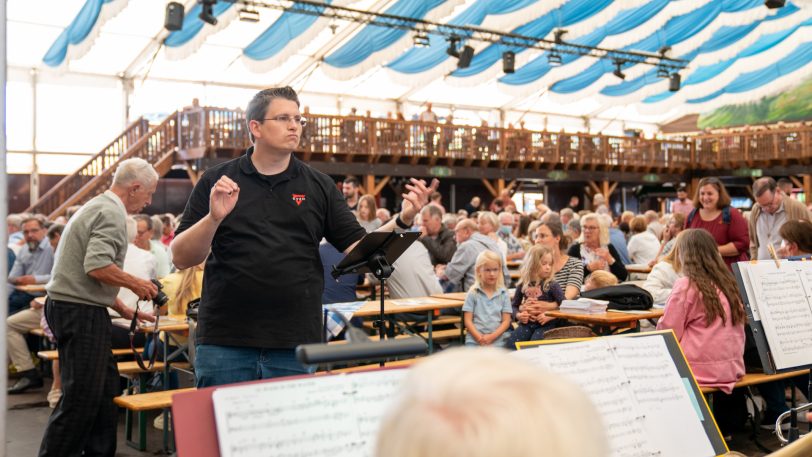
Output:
[419, 103, 439, 154]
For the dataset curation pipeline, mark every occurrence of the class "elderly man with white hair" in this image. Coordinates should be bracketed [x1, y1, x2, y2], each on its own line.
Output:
[39, 158, 160, 457]
[497, 211, 524, 261]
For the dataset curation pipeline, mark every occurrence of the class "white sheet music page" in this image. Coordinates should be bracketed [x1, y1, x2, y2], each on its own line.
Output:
[747, 261, 812, 370]
[212, 370, 406, 457]
[513, 339, 653, 457]
[514, 335, 716, 457]
[611, 336, 715, 457]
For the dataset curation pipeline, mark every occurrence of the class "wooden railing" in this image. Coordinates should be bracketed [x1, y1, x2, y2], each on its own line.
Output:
[293, 113, 695, 171]
[46, 113, 178, 219]
[25, 108, 812, 218]
[26, 118, 150, 215]
[694, 126, 812, 168]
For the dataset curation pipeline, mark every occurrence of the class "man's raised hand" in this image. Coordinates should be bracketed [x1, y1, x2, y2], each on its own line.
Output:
[210, 176, 240, 222]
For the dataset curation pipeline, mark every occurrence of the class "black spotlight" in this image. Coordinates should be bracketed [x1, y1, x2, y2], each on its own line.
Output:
[446, 36, 460, 58]
[613, 60, 625, 80]
[765, 0, 786, 8]
[548, 51, 562, 67]
[669, 72, 681, 92]
[502, 51, 515, 73]
[199, 0, 218, 26]
[165, 2, 184, 31]
[457, 45, 475, 69]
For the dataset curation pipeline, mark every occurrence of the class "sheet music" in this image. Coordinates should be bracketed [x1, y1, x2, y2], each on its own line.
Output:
[514, 339, 653, 457]
[611, 337, 714, 457]
[744, 261, 812, 370]
[212, 370, 406, 457]
[514, 336, 714, 457]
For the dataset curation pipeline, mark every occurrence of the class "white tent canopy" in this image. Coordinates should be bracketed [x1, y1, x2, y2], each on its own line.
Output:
[7, 0, 812, 174]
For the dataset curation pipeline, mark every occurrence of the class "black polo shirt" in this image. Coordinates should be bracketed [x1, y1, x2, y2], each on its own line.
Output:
[175, 148, 366, 348]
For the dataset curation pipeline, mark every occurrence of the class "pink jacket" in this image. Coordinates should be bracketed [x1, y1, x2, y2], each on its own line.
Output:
[656, 277, 745, 394]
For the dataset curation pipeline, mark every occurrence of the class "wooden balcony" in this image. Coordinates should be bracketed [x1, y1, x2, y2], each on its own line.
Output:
[25, 107, 812, 218]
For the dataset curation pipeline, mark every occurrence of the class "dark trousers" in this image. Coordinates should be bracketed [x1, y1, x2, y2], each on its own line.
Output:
[8, 290, 35, 315]
[39, 300, 119, 457]
[505, 319, 564, 349]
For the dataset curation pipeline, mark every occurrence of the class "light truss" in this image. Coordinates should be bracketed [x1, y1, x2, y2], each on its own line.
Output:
[212, 0, 689, 71]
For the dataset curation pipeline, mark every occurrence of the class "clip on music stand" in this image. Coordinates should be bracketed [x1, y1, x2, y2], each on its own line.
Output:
[332, 231, 419, 343]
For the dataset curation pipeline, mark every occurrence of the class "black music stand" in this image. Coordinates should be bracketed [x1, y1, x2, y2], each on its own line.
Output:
[332, 231, 419, 342]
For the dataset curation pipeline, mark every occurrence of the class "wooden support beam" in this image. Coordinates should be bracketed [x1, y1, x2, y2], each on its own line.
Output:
[372, 176, 390, 196]
[587, 180, 602, 196]
[496, 179, 506, 195]
[789, 176, 803, 189]
[481, 179, 497, 198]
[505, 180, 518, 193]
[605, 181, 618, 199]
[363, 175, 375, 195]
[804, 175, 812, 203]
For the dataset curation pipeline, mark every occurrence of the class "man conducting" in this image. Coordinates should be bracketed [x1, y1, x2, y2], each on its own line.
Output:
[39, 158, 159, 456]
[172, 86, 435, 387]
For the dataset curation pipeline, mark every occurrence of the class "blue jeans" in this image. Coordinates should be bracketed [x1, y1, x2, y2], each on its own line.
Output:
[194, 344, 316, 388]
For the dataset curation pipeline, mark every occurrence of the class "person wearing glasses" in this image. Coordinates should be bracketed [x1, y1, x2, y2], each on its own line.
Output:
[566, 213, 628, 282]
[171, 87, 436, 387]
[748, 177, 810, 262]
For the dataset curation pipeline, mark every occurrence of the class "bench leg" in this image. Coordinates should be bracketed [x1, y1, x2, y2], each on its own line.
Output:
[124, 374, 151, 451]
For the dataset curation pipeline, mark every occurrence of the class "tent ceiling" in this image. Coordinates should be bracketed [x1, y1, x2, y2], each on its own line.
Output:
[8, 0, 812, 128]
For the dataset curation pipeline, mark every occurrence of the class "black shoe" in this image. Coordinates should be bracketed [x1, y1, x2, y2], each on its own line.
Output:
[8, 372, 43, 394]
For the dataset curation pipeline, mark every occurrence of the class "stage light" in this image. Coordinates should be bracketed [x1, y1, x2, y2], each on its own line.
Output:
[669, 72, 681, 92]
[413, 32, 430, 48]
[502, 51, 515, 73]
[446, 36, 460, 58]
[548, 51, 562, 67]
[554, 29, 567, 45]
[457, 45, 474, 69]
[613, 60, 625, 80]
[239, 7, 260, 23]
[199, 0, 217, 26]
[765, 0, 786, 8]
[164, 2, 184, 31]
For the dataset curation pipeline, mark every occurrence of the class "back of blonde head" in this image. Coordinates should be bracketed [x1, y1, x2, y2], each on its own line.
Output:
[375, 348, 608, 457]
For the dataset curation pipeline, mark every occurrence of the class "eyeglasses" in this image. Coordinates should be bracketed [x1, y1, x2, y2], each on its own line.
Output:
[262, 115, 307, 127]
[583, 226, 599, 231]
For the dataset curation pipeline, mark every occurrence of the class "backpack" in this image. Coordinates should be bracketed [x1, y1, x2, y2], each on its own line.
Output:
[580, 284, 654, 311]
[686, 206, 731, 226]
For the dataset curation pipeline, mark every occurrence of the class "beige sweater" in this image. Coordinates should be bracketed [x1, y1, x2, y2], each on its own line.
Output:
[748, 196, 811, 258]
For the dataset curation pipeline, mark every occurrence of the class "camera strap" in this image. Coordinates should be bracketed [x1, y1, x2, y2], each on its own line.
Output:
[129, 299, 161, 371]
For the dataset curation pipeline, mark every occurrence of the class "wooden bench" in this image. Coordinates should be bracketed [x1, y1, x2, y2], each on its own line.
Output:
[115, 387, 196, 452]
[700, 369, 809, 394]
[37, 348, 143, 361]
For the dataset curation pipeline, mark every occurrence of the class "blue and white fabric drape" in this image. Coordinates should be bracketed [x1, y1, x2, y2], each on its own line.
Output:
[43, 0, 128, 68]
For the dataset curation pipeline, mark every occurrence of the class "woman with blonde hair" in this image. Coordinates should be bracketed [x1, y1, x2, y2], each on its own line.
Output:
[477, 211, 507, 257]
[567, 213, 628, 282]
[643, 232, 683, 305]
[356, 195, 382, 232]
[375, 348, 608, 457]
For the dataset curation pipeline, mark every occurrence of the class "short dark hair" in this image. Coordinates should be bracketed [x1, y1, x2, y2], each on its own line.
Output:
[47, 223, 65, 239]
[343, 176, 360, 187]
[245, 87, 300, 142]
[780, 219, 812, 254]
[21, 216, 45, 229]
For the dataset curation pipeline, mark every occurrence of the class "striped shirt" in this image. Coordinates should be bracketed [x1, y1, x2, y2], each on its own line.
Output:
[554, 256, 584, 294]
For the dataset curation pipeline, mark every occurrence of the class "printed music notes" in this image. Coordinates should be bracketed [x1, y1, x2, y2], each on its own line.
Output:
[738, 260, 812, 370]
[212, 370, 406, 457]
[513, 336, 714, 457]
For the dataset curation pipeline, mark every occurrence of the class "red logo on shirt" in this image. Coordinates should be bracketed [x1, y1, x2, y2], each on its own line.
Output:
[292, 194, 306, 206]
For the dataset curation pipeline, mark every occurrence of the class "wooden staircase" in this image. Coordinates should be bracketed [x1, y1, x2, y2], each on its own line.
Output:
[26, 113, 179, 219]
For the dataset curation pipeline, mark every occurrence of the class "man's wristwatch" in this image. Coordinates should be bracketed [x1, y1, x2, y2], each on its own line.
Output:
[395, 215, 411, 230]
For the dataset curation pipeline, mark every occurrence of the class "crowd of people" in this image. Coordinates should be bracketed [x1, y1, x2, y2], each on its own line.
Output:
[6, 84, 812, 455]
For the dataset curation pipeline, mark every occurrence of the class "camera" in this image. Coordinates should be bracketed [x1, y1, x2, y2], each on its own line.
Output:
[151, 279, 169, 307]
